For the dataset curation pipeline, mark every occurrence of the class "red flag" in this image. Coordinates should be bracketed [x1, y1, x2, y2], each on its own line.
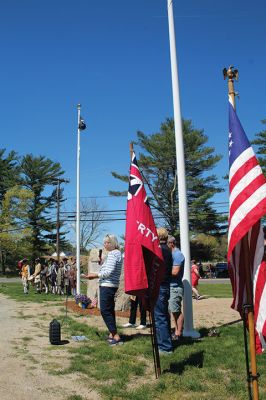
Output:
[124, 151, 165, 308]
[228, 98, 266, 353]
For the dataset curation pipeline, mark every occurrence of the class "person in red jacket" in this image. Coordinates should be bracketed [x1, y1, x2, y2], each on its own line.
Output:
[191, 260, 202, 300]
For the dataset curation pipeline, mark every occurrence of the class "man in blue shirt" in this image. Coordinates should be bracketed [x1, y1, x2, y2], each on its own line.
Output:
[167, 236, 184, 341]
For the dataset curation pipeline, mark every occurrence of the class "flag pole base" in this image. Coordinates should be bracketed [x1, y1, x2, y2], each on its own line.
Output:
[182, 329, 201, 339]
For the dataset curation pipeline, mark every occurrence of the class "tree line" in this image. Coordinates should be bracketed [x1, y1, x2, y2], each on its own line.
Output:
[1, 117, 265, 271]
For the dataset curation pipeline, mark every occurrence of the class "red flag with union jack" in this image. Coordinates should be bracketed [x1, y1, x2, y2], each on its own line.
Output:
[124, 151, 165, 309]
[228, 97, 266, 354]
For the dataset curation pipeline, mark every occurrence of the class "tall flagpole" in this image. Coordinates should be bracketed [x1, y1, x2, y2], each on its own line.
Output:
[76, 104, 81, 295]
[223, 66, 259, 400]
[167, 0, 199, 338]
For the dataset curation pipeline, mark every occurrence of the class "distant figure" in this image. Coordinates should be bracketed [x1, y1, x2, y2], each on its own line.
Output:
[62, 258, 71, 295]
[32, 258, 42, 293]
[198, 261, 205, 278]
[69, 264, 77, 296]
[20, 258, 30, 294]
[191, 260, 201, 300]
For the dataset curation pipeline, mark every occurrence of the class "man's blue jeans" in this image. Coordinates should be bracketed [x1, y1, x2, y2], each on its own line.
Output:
[154, 284, 172, 352]
[100, 286, 118, 334]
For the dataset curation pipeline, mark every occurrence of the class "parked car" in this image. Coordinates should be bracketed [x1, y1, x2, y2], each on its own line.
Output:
[215, 262, 229, 278]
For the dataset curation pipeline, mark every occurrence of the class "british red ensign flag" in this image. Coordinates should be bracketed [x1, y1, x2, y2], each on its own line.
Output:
[228, 96, 266, 353]
[124, 151, 165, 308]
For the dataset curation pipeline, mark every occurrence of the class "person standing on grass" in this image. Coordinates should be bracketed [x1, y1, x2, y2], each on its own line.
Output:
[32, 258, 42, 293]
[154, 227, 173, 355]
[82, 234, 123, 346]
[20, 258, 30, 294]
[191, 260, 202, 300]
[167, 236, 184, 341]
[122, 295, 147, 330]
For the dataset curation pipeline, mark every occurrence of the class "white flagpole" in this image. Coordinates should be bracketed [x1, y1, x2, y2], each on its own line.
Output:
[76, 104, 81, 294]
[167, 0, 199, 338]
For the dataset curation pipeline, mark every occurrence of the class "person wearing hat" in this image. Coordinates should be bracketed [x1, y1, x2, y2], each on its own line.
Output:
[20, 258, 30, 294]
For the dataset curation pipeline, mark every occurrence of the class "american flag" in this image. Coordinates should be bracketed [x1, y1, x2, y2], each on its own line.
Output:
[228, 96, 266, 354]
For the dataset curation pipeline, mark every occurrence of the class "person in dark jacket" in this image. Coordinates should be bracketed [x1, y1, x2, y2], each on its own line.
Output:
[154, 227, 173, 354]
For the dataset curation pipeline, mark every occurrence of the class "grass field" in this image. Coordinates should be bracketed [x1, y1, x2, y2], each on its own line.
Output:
[0, 282, 265, 399]
[56, 316, 266, 400]
[199, 283, 232, 298]
[0, 282, 233, 301]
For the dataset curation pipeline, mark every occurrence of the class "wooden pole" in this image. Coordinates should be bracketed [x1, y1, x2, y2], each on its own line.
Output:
[224, 66, 260, 400]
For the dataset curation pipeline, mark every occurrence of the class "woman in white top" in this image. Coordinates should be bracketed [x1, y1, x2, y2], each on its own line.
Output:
[83, 234, 123, 346]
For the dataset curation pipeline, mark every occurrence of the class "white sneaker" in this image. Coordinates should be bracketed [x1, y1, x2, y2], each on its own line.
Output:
[122, 323, 136, 328]
[136, 324, 146, 330]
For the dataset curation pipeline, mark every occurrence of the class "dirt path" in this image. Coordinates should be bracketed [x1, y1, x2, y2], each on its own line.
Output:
[0, 294, 239, 400]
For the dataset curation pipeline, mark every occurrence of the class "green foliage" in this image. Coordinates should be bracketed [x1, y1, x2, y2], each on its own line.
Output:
[20, 154, 65, 259]
[190, 234, 228, 261]
[111, 118, 225, 241]
[0, 149, 20, 202]
[252, 119, 266, 176]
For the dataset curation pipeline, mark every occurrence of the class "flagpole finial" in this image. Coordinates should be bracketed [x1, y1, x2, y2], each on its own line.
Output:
[223, 66, 239, 109]
[77, 103, 81, 110]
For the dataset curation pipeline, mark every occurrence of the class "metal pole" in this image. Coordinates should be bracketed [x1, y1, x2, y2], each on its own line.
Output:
[167, 0, 199, 338]
[56, 179, 60, 264]
[76, 104, 81, 295]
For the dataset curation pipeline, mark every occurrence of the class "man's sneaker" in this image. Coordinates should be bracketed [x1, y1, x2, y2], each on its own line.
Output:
[136, 324, 146, 330]
[159, 349, 173, 355]
[122, 322, 136, 328]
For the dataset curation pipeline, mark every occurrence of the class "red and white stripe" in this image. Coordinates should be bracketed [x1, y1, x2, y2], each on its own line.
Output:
[228, 107, 266, 353]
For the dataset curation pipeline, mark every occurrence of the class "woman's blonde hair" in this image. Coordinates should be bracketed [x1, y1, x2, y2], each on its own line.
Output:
[156, 227, 169, 241]
[103, 234, 119, 250]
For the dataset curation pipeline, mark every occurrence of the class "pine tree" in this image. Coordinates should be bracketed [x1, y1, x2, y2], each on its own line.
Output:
[20, 154, 64, 259]
[110, 118, 225, 236]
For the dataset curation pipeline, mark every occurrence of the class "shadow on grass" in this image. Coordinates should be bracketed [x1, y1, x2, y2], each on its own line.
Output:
[163, 350, 204, 375]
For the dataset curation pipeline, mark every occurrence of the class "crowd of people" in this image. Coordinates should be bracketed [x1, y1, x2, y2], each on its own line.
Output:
[20, 230, 203, 354]
[19, 257, 77, 296]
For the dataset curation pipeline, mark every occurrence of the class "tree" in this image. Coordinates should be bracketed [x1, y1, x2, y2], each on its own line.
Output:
[0, 149, 20, 203]
[20, 154, 64, 259]
[252, 119, 266, 176]
[0, 186, 33, 272]
[71, 199, 106, 252]
[110, 118, 224, 237]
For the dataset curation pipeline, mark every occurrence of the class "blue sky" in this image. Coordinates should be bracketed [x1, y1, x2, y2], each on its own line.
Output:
[1, 0, 266, 245]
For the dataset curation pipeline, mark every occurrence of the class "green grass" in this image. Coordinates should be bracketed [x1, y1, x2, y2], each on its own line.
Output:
[0, 282, 84, 303]
[1, 282, 265, 399]
[199, 284, 232, 298]
[49, 316, 266, 400]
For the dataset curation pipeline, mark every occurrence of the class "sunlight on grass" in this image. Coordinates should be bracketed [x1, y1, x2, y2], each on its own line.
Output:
[1, 282, 265, 399]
